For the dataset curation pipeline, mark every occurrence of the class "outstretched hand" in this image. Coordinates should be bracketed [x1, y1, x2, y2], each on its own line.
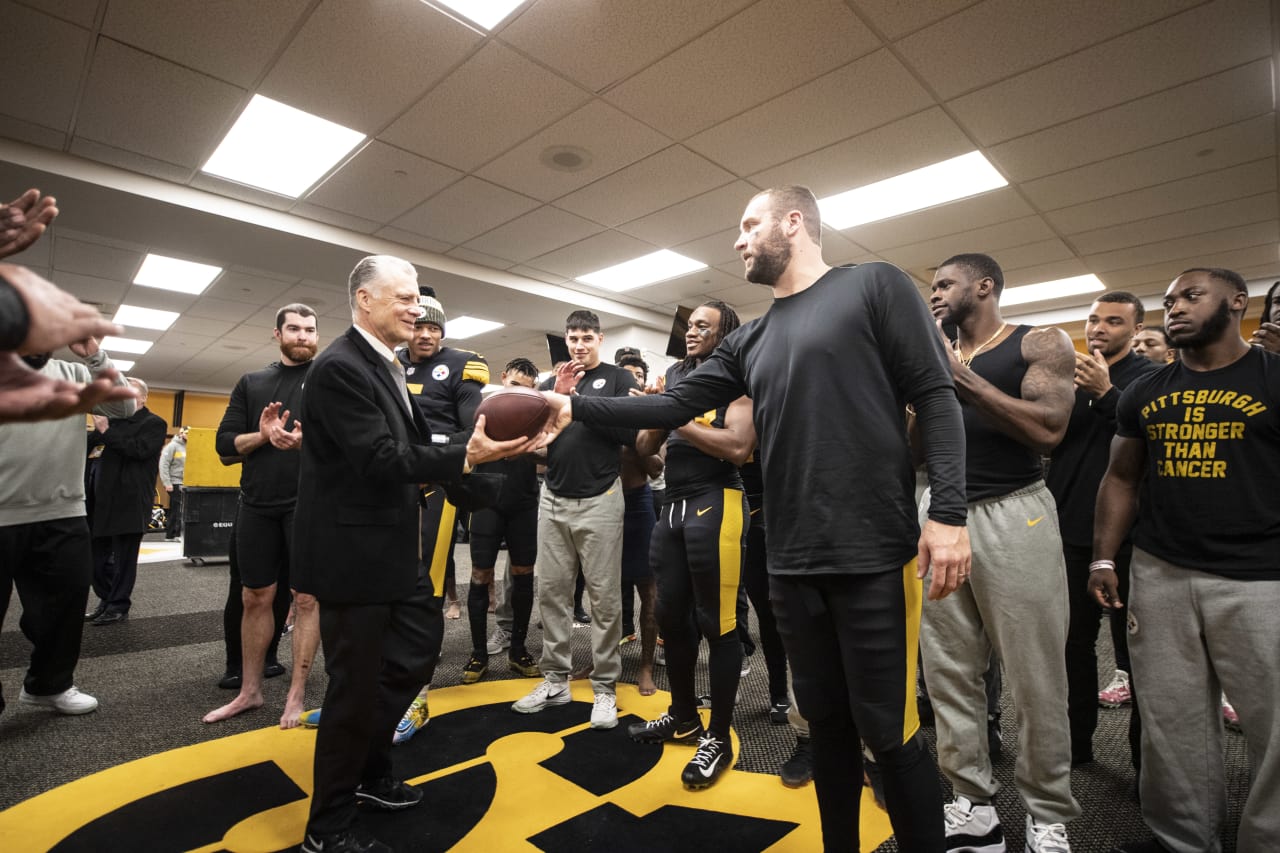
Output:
[0, 189, 58, 259]
[2, 264, 123, 355]
[466, 414, 544, 467]
[918, 519, 971, 600]
[536, 391, 574, 446]
[0, 353, 137, 424]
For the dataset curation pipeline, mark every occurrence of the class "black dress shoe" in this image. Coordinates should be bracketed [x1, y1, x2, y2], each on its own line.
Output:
[91, 610, 127, 626]
[84, 603, 106, 622]
[264, 661, 286, 679]
[218, 671, 242, 690]
[355, 778, 423, 811]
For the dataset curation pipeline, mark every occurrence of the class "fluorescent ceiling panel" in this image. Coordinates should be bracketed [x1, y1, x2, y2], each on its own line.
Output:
[202, 95, 365, 197]
[110, 359, 135, 372]
[113, 305, 180, 331]
[426, 0, 529, 30]
[133, 254, 223, 295]
[1001, 274, 1105, 307]
[819, 151, 1008, 230]
[101, 336, 154, 355]
[446, 316, 504, 339]
[578, 250, 707, 292]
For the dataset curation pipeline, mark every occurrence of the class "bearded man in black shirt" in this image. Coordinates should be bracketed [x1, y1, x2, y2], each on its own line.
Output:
[540, 186, 971, 853]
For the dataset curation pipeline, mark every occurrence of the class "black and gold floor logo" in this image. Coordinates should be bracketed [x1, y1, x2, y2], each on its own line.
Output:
[0, 683, 890, 851]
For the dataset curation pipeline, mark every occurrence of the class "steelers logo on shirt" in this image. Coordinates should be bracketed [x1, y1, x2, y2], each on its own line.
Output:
[591, 378, 606, 390]
[432, 364, 450, 381]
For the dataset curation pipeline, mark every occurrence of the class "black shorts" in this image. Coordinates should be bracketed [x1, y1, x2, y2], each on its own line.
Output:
[235, 503, 294, 590]
[621, 485, 656, 582]
[469, 503, 537, 568]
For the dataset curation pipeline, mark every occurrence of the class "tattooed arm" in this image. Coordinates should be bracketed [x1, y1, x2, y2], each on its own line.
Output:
[951, 326, 1075, 455]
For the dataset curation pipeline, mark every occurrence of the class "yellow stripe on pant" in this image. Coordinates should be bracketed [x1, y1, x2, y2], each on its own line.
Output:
[901, 557, 922, 743]
[421, 489, 457, 598]
[717, 488, 745, 636]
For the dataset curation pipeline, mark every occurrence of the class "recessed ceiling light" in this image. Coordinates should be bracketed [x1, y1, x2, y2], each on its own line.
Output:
[1001, 274, 1105, 307]
[110, 359, 135, 372]
[202, 94, 365, 197]
[133, 254, 223, 295]
[113, 305, 180, 331]
[446, 316, 504, 339]
[818, 151, 1008, 230]
[578, 250, 708, 292]
[101, 336, 154, 355]
[423, 0, 530, 30]
[540, 145, 593, 173]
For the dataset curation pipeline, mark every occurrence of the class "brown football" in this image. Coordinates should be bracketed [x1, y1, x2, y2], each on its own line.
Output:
[475, 386, 549, 441]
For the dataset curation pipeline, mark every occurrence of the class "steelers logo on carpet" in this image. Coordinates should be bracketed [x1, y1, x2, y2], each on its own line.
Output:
[0, 682, 889, 851]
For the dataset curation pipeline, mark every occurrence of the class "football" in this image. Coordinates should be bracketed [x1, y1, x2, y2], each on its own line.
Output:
[475, 386, 550, 441]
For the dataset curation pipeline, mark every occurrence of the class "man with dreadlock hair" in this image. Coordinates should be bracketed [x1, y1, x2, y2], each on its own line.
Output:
[464, 357, 543, 683]
[625, 299, 757, 790]
[1249, 279, 1280, 354]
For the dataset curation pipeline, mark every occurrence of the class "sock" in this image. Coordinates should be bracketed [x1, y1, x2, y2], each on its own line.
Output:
[467, 582, 489, 659]
[509, 573, 534, 656]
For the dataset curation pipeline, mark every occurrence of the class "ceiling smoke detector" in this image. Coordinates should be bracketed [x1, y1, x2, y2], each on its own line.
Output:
[540, 145, 592, 173]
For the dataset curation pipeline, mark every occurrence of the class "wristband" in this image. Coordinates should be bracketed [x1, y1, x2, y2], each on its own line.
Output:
[1089, 559, 1116, 573]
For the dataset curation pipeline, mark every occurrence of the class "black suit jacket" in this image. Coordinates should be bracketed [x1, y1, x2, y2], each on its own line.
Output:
[91, 406, 167, 537]
[292, 326, 468, 604]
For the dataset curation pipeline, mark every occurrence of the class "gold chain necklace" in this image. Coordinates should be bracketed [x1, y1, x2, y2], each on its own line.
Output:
[954, 323, 1007, 367]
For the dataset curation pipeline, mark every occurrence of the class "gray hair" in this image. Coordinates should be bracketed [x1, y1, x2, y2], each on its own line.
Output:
[348, 255, 416, 312]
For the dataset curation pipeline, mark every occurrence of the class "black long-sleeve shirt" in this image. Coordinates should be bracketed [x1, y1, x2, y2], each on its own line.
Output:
[216, 361, 311, 508]
[572, 263, 966, 576]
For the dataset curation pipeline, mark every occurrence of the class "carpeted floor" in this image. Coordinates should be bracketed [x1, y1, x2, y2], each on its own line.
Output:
[0, 533, 1252, 851]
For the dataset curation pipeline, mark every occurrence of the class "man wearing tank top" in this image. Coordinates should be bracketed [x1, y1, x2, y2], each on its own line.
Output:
[921, 253, 1079, 853]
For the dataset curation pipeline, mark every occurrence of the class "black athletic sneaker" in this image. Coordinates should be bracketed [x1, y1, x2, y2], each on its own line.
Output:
[681, 734, 732, 789]
[355, 778, 423, 811]
[300, 830, 391, 853]
[627, 711, 705, 744]
[769, 699, 791, 725]
[461, 655, 487, 685]
[780, 735, 812, 788]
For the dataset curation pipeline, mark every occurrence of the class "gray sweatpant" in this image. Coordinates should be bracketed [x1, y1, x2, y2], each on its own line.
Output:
[920, 480, 1079, 823]
[536, 480, 623, 695]
[1129, 548, 1280, 853]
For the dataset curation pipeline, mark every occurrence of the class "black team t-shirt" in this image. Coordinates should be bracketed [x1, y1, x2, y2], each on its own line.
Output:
[216, 361, 311, 509]
[572, 263, 966, 576]
[1116, 346, 1280, 579]
[540, 362, 637, 498]
[661, 361, 743, 503]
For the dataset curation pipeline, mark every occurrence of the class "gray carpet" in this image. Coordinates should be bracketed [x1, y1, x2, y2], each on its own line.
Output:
[0, 533, 1252, 851]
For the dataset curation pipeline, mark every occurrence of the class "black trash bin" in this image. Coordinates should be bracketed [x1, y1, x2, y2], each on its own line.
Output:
[182, 487, 238, 564]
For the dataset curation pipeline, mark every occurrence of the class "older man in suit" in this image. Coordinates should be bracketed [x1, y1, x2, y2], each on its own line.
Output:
[292, 255, 537, 853]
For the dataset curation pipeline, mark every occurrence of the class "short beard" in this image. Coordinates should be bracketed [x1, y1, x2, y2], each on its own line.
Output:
[282, 342, 317, 363]
[1170, 298, 1231, 350]
[745, 226, 791, 286]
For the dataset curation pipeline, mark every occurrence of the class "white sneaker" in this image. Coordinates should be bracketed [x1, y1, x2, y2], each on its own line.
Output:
[943, 795, 1005, 852]
[512, 678, 570, 714]
[590, 692, 618, 729]
[486, 626, 511, 656]
[1025, 815, 1070, 853]
[19, 686, 99, 715]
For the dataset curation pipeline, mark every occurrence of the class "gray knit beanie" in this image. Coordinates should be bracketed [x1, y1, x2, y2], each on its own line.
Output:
[417, 286, 446, 333]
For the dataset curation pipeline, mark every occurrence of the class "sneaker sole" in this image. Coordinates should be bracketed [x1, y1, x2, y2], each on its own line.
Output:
[18, 694, 98, 715]
[461, 669, 487, 685]
[1098, 698, 1130, 708]
[512, 692, 571, 714]
[629, 728, 704, 745]
[590, 716, 618, 730]
[508, 662, 541, 677]
[780, 775, 812, 789]
[355, 791, 422, 811]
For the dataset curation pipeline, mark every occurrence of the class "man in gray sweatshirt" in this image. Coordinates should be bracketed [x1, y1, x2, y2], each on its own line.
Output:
[0, 339, 134, 716]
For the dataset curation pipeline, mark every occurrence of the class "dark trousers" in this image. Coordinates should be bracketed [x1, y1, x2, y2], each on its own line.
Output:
[221, 527, 287, 672]
[90, 532, 143, 614]
[307, 564, 443, 837]
[165, 487, 183, 538]
[742, 501, 788, 704]
[773, 568, 944, 853]
[0, 517, 93, 712]
[1064, 541, 1140, 767]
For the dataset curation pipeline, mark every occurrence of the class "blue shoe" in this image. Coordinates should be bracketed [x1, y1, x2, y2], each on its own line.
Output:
[298, 708, 322, 728]
[393, 689, 429, 745]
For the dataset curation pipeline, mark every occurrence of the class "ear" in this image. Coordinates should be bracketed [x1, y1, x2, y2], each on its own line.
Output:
[1231, 289, 1249, 312]
[272, 327, 282, 342]
[1133, 321, 1144, 334]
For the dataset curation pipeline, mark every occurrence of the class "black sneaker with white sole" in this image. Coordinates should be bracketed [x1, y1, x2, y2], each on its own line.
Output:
[355, 778, 423, 811]
[681, 734, 732, 789]
[300, 829, 392, 853]
[627, 711, 705, 744]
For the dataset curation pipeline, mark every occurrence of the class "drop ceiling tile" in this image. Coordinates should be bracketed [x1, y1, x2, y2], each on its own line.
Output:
[203, 271, 295, 305]
[51, 236, 144, 281]
[290, 202, 380, 234]
[501, 0, 754, 93]
[617, 181, 758, 248]
[391, 177, 539, 245]
[508, 265, 570, 286]
[101, 0, 312, 87]
[986, 238, 1077, 272]
[169, 315, 236, 338]
[822, 232, 874, 266]
[1070, 193, 1277, 256]
[1045, 159, 1275, 234]
[897, 0, 1200, 100]
[947, 0, 1271, 145]
[1085, 221, 1279, 273]
[463, 206, 604, 264]
[1098, 244, 1280, 287]
[382, 42, 588, 172]
[220, 324, 281, 345]
[444, 246, 514, 271]
[851, 0, 973, 39]
[674, 228, 742, 268]
[606, 0, 878, 139]
[374, 227, 452, 255]
[525, 230, 657, 280]
[749, 108, 974, 198]
[118, 284, 198, 314]
[49, 271, 130, 308]
[475, 100, 672, 203]
[187, 173, 296, 211]
[0, 3, 89, 131]
[876, 215, 1058, 271]
[76, 39, 246, 168]
[0, 114, 66, 149]
[705, 280, 776, 313]
[1021, 114, 1274, 213]
[990, 60, 1273, 185]
[629, 267, 741, 306]
[1002, 258, 1091, 287]
[685, 50, 934, 177]
[186, 296, 265, 323]
[22, 0, 98, 27]
[13, 230, 51, 268]
[67, 138, 197, 184]
[843, 187, 1035, 252]
[304, 142, 462, 224]
[556, 146, 736, 228]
